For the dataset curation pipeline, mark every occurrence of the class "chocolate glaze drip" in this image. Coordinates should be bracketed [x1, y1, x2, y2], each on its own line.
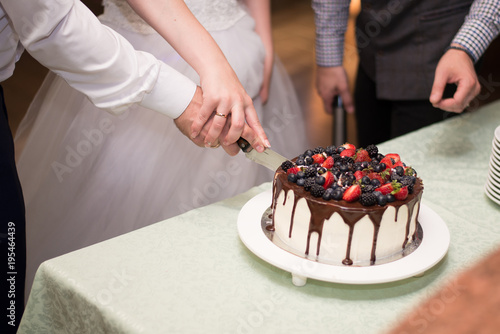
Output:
[343, 226, 354, 265]
[271, 168, 423, 265]
[289, 193, 300, 238]
[370, 218, 380, 265]
[403, 199, 420, 248]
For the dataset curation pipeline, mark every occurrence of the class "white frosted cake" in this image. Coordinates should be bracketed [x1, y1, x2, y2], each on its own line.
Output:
[270, 143, 423, 266]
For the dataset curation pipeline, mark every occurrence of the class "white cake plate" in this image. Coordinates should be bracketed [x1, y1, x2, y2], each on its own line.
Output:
[237, 189, 450, 286]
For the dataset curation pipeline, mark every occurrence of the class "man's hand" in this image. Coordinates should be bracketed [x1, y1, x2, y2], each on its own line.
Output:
[430, 45, 481, 112]
[174, 86, 208, 147]
[316, 66, 354, 114]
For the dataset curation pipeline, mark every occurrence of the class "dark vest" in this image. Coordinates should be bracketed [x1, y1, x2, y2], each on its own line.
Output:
[356, 0, 474, 100]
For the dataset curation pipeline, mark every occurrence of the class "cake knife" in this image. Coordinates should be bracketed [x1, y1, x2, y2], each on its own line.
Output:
[237, 137, 287, 171]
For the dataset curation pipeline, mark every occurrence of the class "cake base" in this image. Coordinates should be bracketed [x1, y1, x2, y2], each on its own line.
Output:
[262, 206, 423, 267]
[237, 189, 450, 286]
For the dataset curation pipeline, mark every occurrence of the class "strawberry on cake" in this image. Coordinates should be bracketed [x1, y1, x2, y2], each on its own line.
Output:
[271, 143, 423, 266]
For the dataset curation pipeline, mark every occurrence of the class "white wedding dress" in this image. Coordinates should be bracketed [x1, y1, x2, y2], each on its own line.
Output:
[15, 0, 308, 298]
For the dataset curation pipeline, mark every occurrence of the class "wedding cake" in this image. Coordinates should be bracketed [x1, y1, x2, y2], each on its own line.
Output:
[271, 143, 423, 266]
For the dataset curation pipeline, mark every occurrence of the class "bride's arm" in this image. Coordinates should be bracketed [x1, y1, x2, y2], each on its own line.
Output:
[243, 0, 273, 104]
[126, 0, 269, 151]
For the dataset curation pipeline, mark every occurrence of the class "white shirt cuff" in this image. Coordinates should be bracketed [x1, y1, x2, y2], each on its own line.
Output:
[140, 62, 197, 119]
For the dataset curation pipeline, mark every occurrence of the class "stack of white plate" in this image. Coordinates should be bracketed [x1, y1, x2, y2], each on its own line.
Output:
[485, 125, 500, 205]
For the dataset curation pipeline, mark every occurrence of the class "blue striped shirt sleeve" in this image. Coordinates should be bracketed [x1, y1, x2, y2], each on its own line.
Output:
[312, 0, 351, 67]
[452, 0, 500, 63]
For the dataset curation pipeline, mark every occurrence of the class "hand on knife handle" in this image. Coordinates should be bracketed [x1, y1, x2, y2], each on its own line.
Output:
[237, 137, 253, 153]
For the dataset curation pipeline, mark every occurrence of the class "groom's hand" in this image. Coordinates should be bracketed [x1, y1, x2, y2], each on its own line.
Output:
[174, 86, 211, 148]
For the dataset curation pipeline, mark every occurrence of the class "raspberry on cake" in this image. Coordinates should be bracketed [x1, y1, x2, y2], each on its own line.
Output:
[271, 143, 423, 266]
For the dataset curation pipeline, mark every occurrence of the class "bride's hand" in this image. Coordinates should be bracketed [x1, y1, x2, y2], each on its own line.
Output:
[191, 66, 270, 152]
[176, 86, 268, 155]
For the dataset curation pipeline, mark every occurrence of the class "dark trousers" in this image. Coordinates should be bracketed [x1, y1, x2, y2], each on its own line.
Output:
[0, 85, 26, 333]
[354, 66, 457, 147]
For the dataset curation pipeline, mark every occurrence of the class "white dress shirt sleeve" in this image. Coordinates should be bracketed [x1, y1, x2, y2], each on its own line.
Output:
[0, 0, 196, 118]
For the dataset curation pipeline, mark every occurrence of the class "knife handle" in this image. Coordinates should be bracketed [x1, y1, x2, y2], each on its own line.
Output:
[333, 95, 346, 147]
[237, 137, 253, 153]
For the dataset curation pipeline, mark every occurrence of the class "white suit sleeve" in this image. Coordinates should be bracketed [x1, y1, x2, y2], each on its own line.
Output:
[0, 0, 196, 118]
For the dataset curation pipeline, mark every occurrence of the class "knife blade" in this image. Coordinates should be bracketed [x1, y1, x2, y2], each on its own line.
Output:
[237, 138, 287, 171]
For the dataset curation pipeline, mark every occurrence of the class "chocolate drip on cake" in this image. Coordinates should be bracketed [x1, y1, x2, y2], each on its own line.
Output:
[289, 193, 300, 238]
[402, 200, 420, 248]
[370, 217, 380, 265]
[272, 169, 423, 265]
[343, 226, 354, 265]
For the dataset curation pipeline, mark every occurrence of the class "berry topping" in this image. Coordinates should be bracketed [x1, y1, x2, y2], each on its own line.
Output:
[362, 184, 375, 193]
[368, 172, 384, 185]
[385, 153, 401, 163]
[315, 175, 325, 186]
[313, 147, 325, 154]
[310, 184, 325, 198]
[365, 144, 379, 158]
[354, 149, 372, 163]
[341, 143, 356, 151]
[323, 188, 334, 200]
[373, 163, 386, 173]
[375, 182, 394, 195]
[325, 146, 336, 156]
[304, 156, 314, 165]
[304, 166, 317, 178]
[287, 166, 300, 175]
[303, 178, 315, 191]
[390, 171, 402, 182]
[373, 191, 388, 206]
[359, 192, 377, 206]
[361, 176, 371, 185]
[286, 143, 418, 204]
[343, 184, 361, 202]
[321, 156, 334, 169]
[393, 186, 409, 201]
[281, 160, 294, 172]
[322, 171, 334, 189]
[340, 148, 356, 158]
[380, 156, 395, 169]
[312, 153, 325, 164]
[354, 170, 366, 181]
[332, 188, 344, 200]
[370, 178, 381, 187]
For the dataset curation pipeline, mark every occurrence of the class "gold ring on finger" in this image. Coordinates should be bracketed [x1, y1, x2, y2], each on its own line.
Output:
[215, 112, 228, 118]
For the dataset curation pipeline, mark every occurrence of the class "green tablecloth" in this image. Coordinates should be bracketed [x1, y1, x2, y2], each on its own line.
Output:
[19, 102, 500, 334]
